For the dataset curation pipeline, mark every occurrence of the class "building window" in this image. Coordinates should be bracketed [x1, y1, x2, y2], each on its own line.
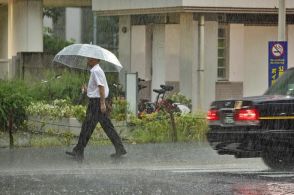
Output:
[217, 24, 229, 80]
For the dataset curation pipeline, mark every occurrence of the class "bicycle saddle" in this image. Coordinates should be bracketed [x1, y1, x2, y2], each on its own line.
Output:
[160, 85, 174, 91]
[153, 89, 165, 94]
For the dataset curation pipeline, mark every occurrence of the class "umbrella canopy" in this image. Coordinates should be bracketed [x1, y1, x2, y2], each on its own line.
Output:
[53, 44, 123, 72]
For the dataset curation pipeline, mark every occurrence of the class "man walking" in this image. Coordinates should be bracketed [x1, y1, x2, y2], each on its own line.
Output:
[66, 58, 127, 161]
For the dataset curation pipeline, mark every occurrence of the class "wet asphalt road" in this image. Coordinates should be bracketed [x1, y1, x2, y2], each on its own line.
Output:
[0, 142, 294, 194]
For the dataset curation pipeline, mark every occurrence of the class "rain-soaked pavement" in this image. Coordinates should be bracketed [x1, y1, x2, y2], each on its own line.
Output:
[1, 142, 294, 194]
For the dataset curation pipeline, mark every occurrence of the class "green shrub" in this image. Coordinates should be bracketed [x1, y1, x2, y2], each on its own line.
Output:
[29, 70, 89, 104]
[26, 98, 125, 123]
[110, 98, 129, 121]
[0, 80, 31, 132]
[0, 80, 32, 147]
[26, 99, 86, 122]
[129, 112, 207, 143]
[28, 70, 121, 105]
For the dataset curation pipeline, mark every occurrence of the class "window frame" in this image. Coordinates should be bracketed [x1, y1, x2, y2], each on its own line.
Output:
[217, 23, 230, 81]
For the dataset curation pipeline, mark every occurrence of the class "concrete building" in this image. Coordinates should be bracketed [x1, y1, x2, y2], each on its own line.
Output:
[92, 0, 294, 111]
[0, 0, 91, 79]
[0, 0, 294, 112]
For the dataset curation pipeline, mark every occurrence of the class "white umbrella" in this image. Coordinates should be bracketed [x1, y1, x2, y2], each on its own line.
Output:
[53, 44, 123, 72]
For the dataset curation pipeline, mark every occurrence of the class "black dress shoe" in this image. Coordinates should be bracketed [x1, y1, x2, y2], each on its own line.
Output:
[110, 149, 127, 158]
[66, 150, 84, 162]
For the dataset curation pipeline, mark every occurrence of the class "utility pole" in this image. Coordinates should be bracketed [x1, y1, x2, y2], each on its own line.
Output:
[197, 15, 205, 110]
[278, 0, 286, 41]
[93, 14, 97, 44]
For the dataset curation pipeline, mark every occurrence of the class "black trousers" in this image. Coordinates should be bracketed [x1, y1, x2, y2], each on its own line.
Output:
[74, 98, 125, 153]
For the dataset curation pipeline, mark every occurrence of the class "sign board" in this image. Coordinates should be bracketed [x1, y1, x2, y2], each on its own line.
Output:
[268, 41, 288, 86]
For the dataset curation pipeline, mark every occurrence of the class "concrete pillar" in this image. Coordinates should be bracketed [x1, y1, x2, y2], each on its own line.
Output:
[151, 24, 166, 101]
[0, 5, 8, 59]
[203, 21, 218, 111]
[66, 8, 82, 43]
[179, 13, 198, 111]
[118, 15, 131, 87]
[165, 24, 180, 82]
[130, 25, 152, 80]
[278, 0, 286, 41]
[8, 0, 43, 59]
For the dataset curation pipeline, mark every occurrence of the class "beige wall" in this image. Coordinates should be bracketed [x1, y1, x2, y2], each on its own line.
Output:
[93, 0, 182, 11]
[93, 0, 294, 13]
[183, 0, 294, 8]
[229, 24, 294, 97]
[243, 26, 278, 96]
[229, 24, 245, 82]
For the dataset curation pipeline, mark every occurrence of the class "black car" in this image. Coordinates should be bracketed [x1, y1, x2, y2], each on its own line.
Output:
[207, 67, 294, 170]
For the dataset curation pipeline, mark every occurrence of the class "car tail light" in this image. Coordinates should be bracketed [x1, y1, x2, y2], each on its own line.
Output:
[207, 109, 220, 121]
[235, 108, 259, 121]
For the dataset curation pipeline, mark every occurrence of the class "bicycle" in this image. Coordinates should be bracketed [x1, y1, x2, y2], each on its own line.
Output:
[138, 83, 191, 115]
[137, 84, 175, 115]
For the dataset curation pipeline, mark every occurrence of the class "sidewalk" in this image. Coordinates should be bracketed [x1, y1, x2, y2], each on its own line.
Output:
[0, 142, 267, 175]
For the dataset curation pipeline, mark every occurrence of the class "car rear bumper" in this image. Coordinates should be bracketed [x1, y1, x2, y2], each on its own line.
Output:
[207, 128, 294, 157]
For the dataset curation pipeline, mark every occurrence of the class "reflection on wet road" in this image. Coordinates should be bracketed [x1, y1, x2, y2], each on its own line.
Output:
[0, 142, 293, 194]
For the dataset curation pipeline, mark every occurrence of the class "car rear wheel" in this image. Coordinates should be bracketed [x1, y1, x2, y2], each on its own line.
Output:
[262, 143, 294, 171]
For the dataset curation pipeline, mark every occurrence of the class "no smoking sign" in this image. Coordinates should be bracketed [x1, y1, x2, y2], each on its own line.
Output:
[271, 43, 284, 57]
[268, 41, 288, 87]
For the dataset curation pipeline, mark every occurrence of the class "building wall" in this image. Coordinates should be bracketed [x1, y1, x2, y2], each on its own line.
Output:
[243, 26, 278, 96]
[288, 25, 294, 68]
[229, 24, 244, 82]
[93, 0, 294, 12]
[0, 5, 8, 59]
[228, 24, 294, 98]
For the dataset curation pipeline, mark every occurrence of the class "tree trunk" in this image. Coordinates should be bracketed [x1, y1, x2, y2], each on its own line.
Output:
[169, 112, 177, 142]
[8, 112, 14, 148]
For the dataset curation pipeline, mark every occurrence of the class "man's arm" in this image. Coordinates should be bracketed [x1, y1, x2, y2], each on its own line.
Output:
[98, 85, 107, 113]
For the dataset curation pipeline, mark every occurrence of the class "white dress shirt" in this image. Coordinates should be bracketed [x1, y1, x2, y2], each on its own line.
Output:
[87, 64, 109, 98]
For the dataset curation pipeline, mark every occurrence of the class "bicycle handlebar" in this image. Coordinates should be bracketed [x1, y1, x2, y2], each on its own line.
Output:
[153, 89, 165, 94]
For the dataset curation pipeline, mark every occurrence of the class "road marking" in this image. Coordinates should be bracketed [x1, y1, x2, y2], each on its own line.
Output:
[259, 174, 294, 178]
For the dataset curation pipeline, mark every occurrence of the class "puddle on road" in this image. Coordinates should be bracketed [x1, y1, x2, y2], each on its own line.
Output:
[233, 182, 294, 195]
